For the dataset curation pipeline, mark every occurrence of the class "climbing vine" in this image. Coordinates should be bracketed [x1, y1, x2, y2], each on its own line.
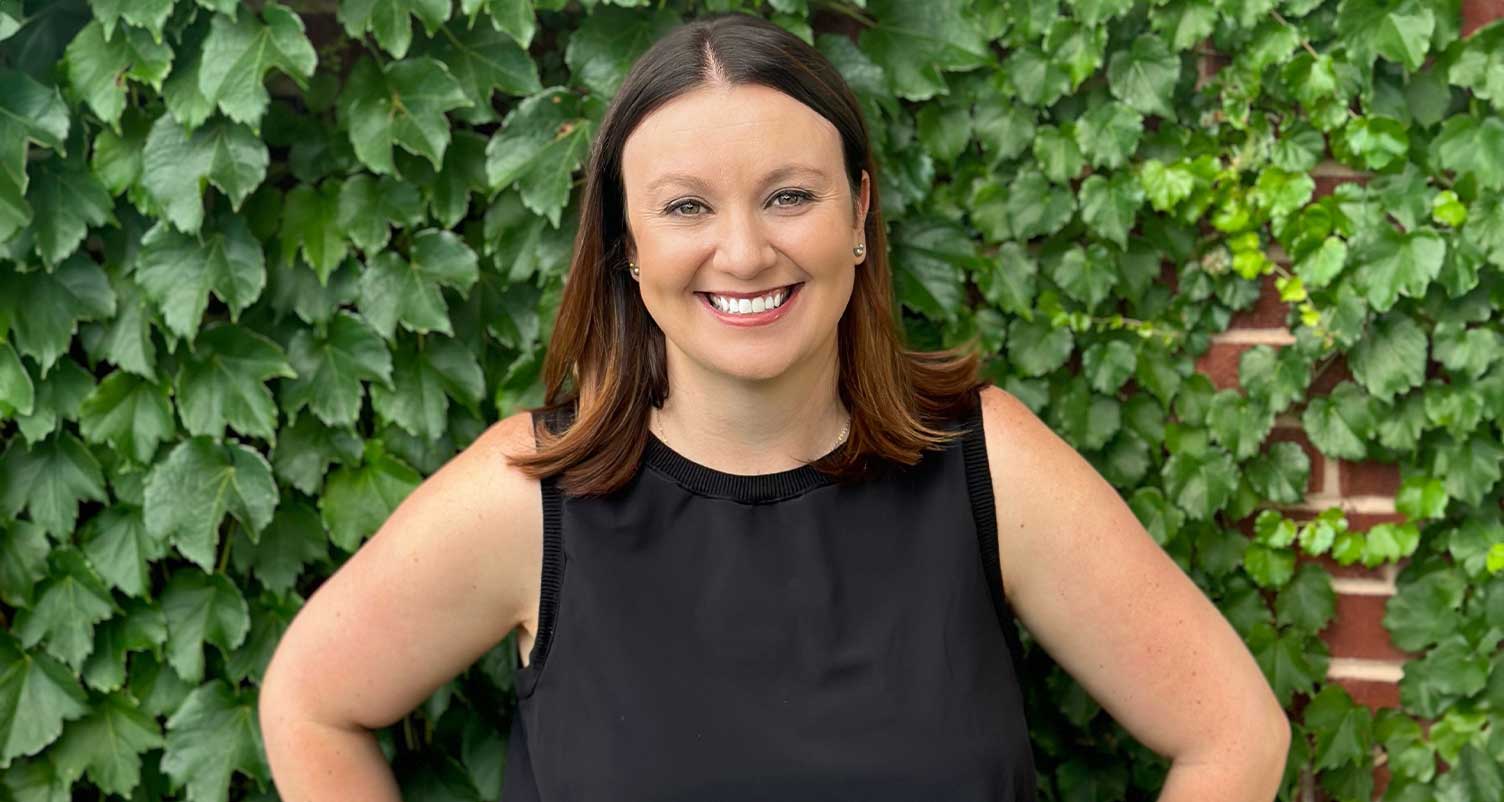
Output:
[0, 0, 1499, 799]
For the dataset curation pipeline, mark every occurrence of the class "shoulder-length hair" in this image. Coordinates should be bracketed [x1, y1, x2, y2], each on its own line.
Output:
[506, 11, 988, 497]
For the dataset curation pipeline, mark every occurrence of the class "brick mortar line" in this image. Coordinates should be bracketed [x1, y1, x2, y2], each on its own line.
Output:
[1208, 328, 1296, 345]
[1286, 494, 1398, 514]
[1326, 657, 1405, 682]
[1331, 577, 1395, 596]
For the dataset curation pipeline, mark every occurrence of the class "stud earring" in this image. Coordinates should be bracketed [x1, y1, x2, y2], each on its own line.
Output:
[628, 260, 639, 279]
[853, 243, 865, 258]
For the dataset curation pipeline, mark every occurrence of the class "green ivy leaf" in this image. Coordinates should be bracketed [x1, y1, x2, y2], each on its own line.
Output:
[858, 0, 987, 101]
[468, 0, 536, 49]
[1294, 236, 1348, 289]
[1033, 124, 1083, 184]
[1350, 312, 1427, 402]
[270, 414, 363, 495]
[564, 5, 680, 98]
[1247, 621, 1328, 707]
[281, 311, 393, 429]
[78, 506, 163, 601]
[1385, 566, 1465, 652]
[135, 215, 266, 343]
[160, 679, 267, 802]
[337, 0, 451, 59]
[1336, 0, 1435, 71]
[0, 342, 32, 419]
[1047, 243, 1118, 310]
[1078, 172, 1145, 249]
[12, 547, 116, 673]
[198, 3, 317, 130]
[78, 371, 175, 464]
[49, 691, 163, 797]
[1434, 743, 1504, 802]
[1244, 543, 1296, 588]
[143, 437, 278, 571]
[1399, 635, 1489, 720]
[1340, 115, 1409, 171]
[1006, 169, 1075, 241]
[1128, 486, 1185, 545]
[1074, 101, 1144, 170]
[0, 255, 115, 378]
[0, 67, 70, 241]
[141, 115, 269, 235]
[175, 323, 295, 444]
[320, 439, 422, 551]
[371, 334, 484, 440]
[1247, 441, 1311, 505]
[1396, 476, 1447, 519]
[483, 87, 595, 228]
[1276, 563, 1336, 634]
[27, 150, 113, 267]
[0, 629, 91, 769]
[338, 56, 471, 175]
[972, 95, 1036, 167]
[1434, 115, 1504, 191]
[1238, 345, 1309, 413]
[428, 15, 541, 121]
[1302, 381, 1375, 460]
[280, 180, 347, 284]
[1107, 34, 1179, 119]
[338, 174, 425, 253]
[1433, 320, 1502, 380]
[1304, 684, 1374, 770]
[357, 229, 480, 338]
[1162, 446, 1237, 520]
[1083, 340, 1135, 394]
[0, 431, 108, 539]
[63, 20, 172, 127]
[890, 218, 975, 321]
[241, 501, 328, 594]
[1426, 431, 1504, 507]
[1152, 0, 1216, 50]
[1005, 46, 1071, 107]
[14, 351, 97, 445]
[1007, 317, 1073, 377]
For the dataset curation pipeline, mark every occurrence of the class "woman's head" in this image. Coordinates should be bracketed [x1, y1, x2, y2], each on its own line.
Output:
[620, 81, 869, 385]
[516, 12, 985, 496]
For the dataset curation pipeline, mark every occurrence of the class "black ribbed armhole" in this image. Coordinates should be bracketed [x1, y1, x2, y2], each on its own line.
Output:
[521, 404, 571, 697]
[960, 392, 1028, 676]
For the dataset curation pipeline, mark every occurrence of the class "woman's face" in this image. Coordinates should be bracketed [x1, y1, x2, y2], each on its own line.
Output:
[619, 82, 870, 384]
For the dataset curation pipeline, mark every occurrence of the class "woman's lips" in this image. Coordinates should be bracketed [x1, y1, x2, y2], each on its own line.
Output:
[698, 282, 802, 326]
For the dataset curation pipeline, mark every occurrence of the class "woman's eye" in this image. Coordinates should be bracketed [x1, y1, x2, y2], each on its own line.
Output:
[668, 200, 704, 216]
[772, 190, 811, 208]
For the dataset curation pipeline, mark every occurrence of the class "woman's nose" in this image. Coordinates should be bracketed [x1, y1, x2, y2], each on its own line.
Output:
[712, 205, 779, 278]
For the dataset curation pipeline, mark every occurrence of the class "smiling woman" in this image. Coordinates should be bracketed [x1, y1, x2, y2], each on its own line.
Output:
[261, 9, 1286, 802]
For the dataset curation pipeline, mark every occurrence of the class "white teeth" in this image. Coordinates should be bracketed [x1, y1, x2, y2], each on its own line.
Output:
[709, 287, 788, 315]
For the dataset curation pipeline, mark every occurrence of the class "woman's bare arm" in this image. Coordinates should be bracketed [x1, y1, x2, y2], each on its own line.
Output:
[978, 386, 1289, 798]
[258, 410, 543, 799]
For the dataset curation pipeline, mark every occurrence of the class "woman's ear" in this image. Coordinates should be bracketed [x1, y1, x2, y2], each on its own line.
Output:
[854, 169, 871, 232]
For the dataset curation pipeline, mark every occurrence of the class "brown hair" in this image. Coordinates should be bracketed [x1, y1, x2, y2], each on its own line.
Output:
[506, 11, 987, 497]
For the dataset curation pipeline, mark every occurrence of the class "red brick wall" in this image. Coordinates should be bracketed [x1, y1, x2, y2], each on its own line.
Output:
[1191, 6, 1503, 797]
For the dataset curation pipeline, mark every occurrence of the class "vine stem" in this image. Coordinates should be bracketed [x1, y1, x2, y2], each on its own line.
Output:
[813, 0, 877, 27]
[1270, 9, 1322, 62]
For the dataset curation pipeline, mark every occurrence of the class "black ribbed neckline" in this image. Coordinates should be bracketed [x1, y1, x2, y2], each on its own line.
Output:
[643, 430, 846, 503]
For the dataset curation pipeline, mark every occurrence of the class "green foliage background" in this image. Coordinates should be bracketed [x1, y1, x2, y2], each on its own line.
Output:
[0, 0, 1501, 799]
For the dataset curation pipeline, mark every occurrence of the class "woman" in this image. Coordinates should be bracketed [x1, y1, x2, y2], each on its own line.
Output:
[260, 12, 1290, 802]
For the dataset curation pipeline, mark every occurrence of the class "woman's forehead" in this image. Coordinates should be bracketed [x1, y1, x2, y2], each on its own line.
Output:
[620, 85, 843, 185]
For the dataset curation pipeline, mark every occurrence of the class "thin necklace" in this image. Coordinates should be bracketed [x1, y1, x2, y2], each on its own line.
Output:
[655, 411, 851, 460]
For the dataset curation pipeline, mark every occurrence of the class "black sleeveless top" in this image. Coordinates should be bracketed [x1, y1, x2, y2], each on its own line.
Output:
[500, 390, 1037, 801]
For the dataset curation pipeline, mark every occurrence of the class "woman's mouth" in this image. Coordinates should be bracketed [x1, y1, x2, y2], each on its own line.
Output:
[697, 283, 803, 327]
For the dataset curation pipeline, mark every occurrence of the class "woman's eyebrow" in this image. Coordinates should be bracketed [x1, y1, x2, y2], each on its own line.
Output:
[644, 164, 829, 194]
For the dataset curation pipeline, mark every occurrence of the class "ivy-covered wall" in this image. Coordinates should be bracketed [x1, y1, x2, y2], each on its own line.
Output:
[0, 0, 1501, 800]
